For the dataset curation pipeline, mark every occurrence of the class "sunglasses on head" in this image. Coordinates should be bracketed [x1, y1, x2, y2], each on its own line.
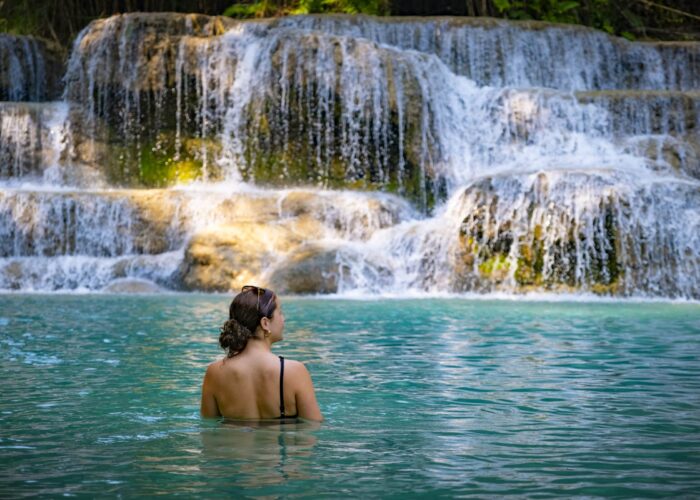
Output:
[241, 285, 274, 317]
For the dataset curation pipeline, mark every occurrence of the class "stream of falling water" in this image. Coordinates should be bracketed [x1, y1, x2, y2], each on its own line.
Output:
[0, 14, 699, 297]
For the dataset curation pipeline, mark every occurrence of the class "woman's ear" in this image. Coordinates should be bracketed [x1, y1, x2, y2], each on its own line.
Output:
[260, 316, 271, 331]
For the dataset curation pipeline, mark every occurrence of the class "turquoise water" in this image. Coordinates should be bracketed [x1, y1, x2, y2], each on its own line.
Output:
[1, 294, 700, 497]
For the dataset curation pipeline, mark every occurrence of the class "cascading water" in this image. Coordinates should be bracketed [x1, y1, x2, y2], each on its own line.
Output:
[0, 13, 698, 297]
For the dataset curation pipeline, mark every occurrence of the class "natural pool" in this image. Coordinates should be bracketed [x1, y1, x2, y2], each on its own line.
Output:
[1, 294, 700, 497]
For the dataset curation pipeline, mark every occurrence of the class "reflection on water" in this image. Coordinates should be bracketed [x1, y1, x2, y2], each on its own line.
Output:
[200, 421, 318, 486]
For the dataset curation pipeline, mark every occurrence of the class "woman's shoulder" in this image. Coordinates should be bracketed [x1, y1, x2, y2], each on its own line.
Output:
[204, 357, 242, 380]
[205, 358, 227, 372]
[282, 357, 308, 372]
[203, 359, 223, 382]
[281, 358, 313, 384]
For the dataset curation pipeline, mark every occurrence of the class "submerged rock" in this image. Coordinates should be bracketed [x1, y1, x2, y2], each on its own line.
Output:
[102, 278, 161, 293]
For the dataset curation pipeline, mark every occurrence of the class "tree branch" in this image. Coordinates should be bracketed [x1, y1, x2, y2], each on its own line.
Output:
[636, 0, 700, 22]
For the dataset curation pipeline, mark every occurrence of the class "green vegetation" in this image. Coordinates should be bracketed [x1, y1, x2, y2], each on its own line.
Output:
[138, 144, 204, 187]
[1, 0, 697, 46]
[223, 0, 388, 17]
[493, 0, 580, 24]
[491, 0, 699, 40]
[102, 134, 224, 188]
[0, 0, 231, 44]
[478, 254, 510, 280]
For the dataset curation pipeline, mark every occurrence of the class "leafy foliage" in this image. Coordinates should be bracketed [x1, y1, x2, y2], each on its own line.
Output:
[0, 0, 231, 44]
[493, 0, 700, 41]
[0, 0, 697, 45]
[223, 0, 388, 17]
[223, 1, 276, 17]
[493, 0, 580, 23]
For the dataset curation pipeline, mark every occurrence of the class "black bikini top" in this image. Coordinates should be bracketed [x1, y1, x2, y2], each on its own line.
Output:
[278, 356, 298, 420]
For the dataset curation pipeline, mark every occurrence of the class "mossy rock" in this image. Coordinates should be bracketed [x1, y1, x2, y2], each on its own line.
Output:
[455, 174, 625, 294]
[98, 133, 223, 188]
[139, 151, 202, 187]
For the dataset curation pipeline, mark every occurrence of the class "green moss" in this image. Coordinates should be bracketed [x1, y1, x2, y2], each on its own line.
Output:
[587, 205, 623, 287]
[478, 253, 510, 278]
[513, 227, 546, 287]
[103, 134, 221, 188]
[236, 78, 442, 213]
[139, 148, 202, 187]
[589, 282, 621, 295]
[515, 256, 538, 285]
[138, 137, 211, 187]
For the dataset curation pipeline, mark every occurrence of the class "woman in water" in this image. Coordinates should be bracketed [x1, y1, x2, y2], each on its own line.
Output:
[201, 286, 323, 421]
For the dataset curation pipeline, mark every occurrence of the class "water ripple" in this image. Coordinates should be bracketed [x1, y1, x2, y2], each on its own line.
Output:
[1, 296, 699, 496]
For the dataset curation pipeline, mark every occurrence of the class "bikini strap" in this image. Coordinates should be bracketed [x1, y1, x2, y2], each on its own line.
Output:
[279, 356, 285, 417]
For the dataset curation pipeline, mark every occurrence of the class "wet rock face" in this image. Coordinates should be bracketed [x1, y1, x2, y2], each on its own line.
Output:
[575, 90, 699, 136]
[278, 15, 700, 91]
[0, 102, 108, 184]
[62, 14, 237, 190]
[176, 222, 301, 292]
[0, 34, 64, 101]
[173, 193, 409, 293]
[267, 244, 343, 294]
[575, 90, 700, 180]
[238, 30, 443, 210]
[453, 171, 700, 298]
[60, 13, 449, 210]
[0, 184, 413, 292]
[0, 103, 45, 178]
[56, 12, 700, 212]
[64, 13, 233, 96]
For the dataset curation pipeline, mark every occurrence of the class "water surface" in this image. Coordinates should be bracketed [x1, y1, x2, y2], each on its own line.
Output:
[1, 294, 699, 497]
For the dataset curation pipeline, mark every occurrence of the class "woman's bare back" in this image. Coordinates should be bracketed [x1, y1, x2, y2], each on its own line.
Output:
[203, 349, 296, 419]
[201, 342, 321, 421]
[201, 288, 322, 422]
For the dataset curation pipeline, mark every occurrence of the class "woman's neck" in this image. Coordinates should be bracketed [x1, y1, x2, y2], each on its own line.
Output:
[246, 336, 273, 353]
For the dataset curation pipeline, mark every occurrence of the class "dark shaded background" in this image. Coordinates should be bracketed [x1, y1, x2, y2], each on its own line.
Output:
[1, 0, 698, 46]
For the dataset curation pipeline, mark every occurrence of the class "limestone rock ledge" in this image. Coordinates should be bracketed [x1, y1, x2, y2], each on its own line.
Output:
[171, 189, 409, 293]
[176, 220, 320, 292]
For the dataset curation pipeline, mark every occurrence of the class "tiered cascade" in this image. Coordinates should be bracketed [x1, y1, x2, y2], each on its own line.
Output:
[0, 13, 698, 297]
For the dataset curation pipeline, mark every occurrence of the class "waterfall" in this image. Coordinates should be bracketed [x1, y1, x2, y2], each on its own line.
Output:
[0, 102, 71, 181]
[0, 34, 62, 101]
[1, 13, 699, 297]
[277, 16, 700, 91]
